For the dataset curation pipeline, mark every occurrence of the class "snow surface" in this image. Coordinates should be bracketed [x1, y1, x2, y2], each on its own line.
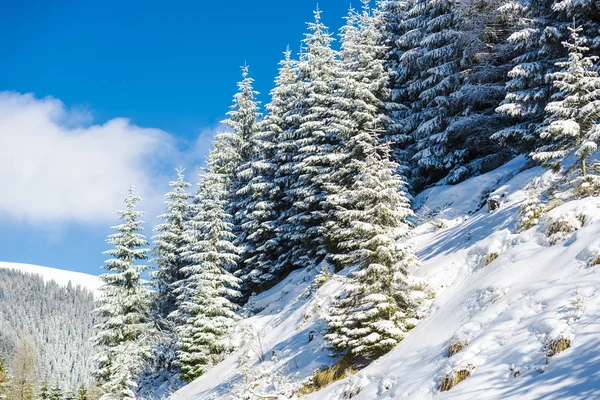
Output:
[0, 262, 102, 296]
[172, 155, 600, 399]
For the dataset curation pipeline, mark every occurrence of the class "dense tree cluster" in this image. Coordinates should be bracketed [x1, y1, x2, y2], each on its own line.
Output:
[0, 269, 97, 399]
[91, 0, 600, 396]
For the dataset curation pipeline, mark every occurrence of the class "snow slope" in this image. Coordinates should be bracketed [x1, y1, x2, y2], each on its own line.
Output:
[0, 262, 102, 295]
[172, 155, 600, 399]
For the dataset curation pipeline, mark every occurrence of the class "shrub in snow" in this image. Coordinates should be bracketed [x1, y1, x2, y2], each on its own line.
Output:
[296, 354, 356, 396]
[574, 174, 600, 198]
[531, 25, 600, 179]
[545, 337, 571, 360]
[447, 338, 469, 358]
[485, 252, 500, 266]
[439, 365, 475, 392]
[518, 193, 545, 232]
[545, 214, 583, 245]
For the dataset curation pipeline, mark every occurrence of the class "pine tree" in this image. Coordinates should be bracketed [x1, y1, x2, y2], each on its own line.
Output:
[0, 359, 9, 400]
[9, 333, 36, 400]
[235, 49, 298, 296]
[221, 65, 262, 225]
[49, 384, 63, 400]
[324, 145, 417, 359]
[532, 25, 600, 178]
[493, 0, 563, 150]
[432, 0, 516, 185]
[375, 0, 413, 172]
[492, 0, 600, 152]
[150, 168, 193, 373]
[376, 0, 423, 176]
[177, 172, 242, 383]
[38, 383, 50, 400]
[92, 187, 153, 400]
[322, 1, 418, 361]
[220, 66, 267, 297]
[340, 2, 393, 137]
[278, 7, 348, 274]
[324, 147, 417, 360]
[152, 168, 193, 320]
[75, 385, 88, 400]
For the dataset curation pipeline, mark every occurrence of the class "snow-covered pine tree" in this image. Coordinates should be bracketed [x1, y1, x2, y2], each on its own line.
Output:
[431, 0, 517, 185]
[206, 67, 261, 211]
[375, 0, 414, 172]
[324, 139, 417, 360]
[493, 0, 563, 151]
[222, 65, 261, 227]
[9, 332, 36, 400]
[0, 358, 8, 400]
[532, 25, 600, 178]
[75, 385, 88, 400]
[340, 2, 393, 136]
[93, 187, 154, 400]
[152, 168, 193, 320]
[235, 48, 299, 297]
[150, 168, 193, 373]
[493, 0, 600, 152]
[177, 172, 242, 383]
[278, 7, 348, 274]
[49, 384, 63, 400]
[324, 2, 418, 361]
[221, 66, 284, 299]
[401, 0, 465, 189]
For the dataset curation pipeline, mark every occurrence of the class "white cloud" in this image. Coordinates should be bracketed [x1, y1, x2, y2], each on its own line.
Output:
[0, 91, 182, 225]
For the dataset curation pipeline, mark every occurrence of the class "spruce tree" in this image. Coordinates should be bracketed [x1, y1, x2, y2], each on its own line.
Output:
[493, 0, 563, 150]
[49, 384, 63, 400]
[324, 141, 417, 360]
[221, 65, 262, 224]
[92, 187, 153, 400]
[150, 168, 193, 373]
[324, 141, 417, 359]
[235, 49, 298, 296]
[75, 385, 88, 400]
[376, 0, 422, 176]
[177, 172, 241, 383]
[152, 168, 193, 320]
[532, 25, 600, 177]
[220, 66, 267, 297]
[39, 383, 50, 400]
[0, 359, 9, 400]
[9, 333, 36, 400]
[324, 2, 418, 362]
[279, 7, 348, 274]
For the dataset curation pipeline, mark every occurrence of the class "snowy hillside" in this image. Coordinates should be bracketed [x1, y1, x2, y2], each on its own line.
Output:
[0, 267, 98, 389]
[171, 156, 600, 399]
[0, 261, 102, 295]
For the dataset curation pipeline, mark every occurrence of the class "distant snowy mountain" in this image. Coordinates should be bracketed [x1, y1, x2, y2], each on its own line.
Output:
[171, 156, 600, 399]
[0, 261, 102, 295]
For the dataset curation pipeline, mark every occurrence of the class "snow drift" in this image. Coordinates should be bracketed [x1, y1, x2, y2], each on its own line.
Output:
[171, 156, 600, 399]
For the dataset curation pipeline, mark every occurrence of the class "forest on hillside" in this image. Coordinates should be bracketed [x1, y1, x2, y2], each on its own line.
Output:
[11, 0, 598, 398]
[0, 269, 97, 399]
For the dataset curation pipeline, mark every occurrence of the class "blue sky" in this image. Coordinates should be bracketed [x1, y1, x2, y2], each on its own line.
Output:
[0, 0, 349, 275]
